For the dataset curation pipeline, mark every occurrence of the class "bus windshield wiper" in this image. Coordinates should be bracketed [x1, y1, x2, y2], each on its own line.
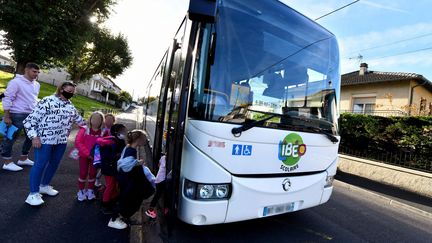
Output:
[231, 110, 339, 143]
[231, 114, 277, 137]
[298, 125, 339, 144]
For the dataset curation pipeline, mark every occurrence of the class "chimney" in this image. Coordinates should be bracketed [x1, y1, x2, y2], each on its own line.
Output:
[359, 63, 368, 76]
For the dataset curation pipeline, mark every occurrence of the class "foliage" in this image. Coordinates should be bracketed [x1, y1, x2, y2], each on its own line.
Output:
[340, 113, 432, 148]
[339, 113, 432, 171]
[0, 0, 117, 73]
[0, 64, 14, 73]
[118, 90, 132, 103]
[101, 89, 119, 101]
[140, 96, 157, 105]
[66, 28, 132, 82]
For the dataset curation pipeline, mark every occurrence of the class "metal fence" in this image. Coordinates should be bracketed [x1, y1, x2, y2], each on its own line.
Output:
[339, 145, 432, 173]
[91, 107, 120, 115]
[341, 110, 408, 117]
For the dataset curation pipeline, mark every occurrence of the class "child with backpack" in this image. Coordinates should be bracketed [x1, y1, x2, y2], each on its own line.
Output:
[108, 129, 155, 230]
[75, 111, 104, 201]
[93, 123, 127, 214]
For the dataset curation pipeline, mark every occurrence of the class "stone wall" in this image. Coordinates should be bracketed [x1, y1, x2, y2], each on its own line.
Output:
[338, 154, 432, 198]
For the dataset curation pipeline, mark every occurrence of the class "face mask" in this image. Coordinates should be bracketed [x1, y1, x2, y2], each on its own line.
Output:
[62, 90, 74, 99]
[117, 134, 126, 140]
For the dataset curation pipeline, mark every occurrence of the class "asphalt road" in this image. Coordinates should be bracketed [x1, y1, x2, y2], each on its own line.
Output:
[0, 110, 140, 243]
[160, 183, 432, 243]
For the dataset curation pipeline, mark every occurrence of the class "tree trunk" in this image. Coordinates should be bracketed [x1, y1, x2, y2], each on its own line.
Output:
[73, 75, 81, 83]
[15, 61, 26, 75]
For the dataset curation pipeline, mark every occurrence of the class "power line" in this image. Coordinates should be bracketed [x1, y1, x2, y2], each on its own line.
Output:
[367, 46, 432, 60]
[315, 0, 360, 21]
[346, 32, 432, 55]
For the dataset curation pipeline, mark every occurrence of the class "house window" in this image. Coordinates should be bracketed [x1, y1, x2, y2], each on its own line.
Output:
[352, 97, 376, 114]
[419, 97, 426, 113]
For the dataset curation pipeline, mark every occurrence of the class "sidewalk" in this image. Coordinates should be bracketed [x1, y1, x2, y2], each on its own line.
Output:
[335, 171, 432, 216]
[0, 109, 142, 243]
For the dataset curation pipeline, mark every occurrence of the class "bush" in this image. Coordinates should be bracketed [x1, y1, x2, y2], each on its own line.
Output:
[339, 113, 432, 171]
[0, 65, 15, 74]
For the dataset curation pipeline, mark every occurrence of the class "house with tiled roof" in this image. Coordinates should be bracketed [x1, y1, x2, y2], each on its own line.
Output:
[340, 63, 432, 116]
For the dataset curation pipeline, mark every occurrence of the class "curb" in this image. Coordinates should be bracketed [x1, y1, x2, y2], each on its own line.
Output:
[334, 180, 432, 219]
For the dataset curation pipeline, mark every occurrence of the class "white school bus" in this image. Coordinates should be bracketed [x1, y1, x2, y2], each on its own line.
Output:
[143, 0, 340, 225]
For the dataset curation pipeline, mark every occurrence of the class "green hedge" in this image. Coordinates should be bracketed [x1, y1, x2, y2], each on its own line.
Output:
[339, 113, 432, 171]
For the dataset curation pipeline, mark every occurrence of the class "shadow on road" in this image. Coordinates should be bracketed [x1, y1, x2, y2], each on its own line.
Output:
[335, 170, 432, 213]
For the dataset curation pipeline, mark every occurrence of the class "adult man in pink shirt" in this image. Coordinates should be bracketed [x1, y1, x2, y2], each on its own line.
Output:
[2, 63, 41, 171]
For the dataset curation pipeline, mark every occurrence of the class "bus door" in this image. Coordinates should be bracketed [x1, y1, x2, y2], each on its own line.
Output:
[159, 19, 189, 220]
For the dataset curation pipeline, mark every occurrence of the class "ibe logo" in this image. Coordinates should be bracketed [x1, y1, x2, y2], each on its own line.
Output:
[278, 133, 306, 172]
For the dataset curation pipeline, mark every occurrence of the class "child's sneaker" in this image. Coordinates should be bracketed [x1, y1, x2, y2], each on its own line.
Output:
[108, 217, 127, 229]
[77, 190, 87, 201]
[86, 189, 96, 200]
[145, 208, 157, 219]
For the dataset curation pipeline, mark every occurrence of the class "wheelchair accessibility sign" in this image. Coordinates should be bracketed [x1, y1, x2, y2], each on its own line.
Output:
[232, 144, 252, 156]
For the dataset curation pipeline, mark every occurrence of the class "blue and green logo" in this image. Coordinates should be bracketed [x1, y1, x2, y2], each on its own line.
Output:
[278, 133, 307, 172]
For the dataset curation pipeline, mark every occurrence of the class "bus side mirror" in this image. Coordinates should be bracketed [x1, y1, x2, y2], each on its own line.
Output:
[188, 0, 217, 23]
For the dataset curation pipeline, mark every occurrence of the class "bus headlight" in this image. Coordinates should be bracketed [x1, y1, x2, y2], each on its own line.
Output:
[184, 180, 196, 199]
[198, 185, 214, 199]
[215, 185, 229, 198]
[184, 179, 231, 200]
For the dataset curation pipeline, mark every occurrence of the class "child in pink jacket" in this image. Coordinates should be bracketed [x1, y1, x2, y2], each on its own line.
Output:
[75, 111, 104, 201]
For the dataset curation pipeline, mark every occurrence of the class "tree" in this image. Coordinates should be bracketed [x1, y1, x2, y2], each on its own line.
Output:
[101, 89, 119, 101]
[138, 96, 155, 105]
[0, 0, 116, 74]
[118, 90, 132, 103]
[67, 28, 132, 82]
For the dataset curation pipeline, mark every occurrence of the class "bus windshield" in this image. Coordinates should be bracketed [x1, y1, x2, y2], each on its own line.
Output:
[189, 0, 340, 134]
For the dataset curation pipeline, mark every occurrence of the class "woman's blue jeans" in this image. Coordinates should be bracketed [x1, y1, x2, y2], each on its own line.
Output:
[29, 144, 67, 193]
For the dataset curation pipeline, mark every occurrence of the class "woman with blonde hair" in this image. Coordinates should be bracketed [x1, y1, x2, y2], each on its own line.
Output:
[23, 81, 84, 206]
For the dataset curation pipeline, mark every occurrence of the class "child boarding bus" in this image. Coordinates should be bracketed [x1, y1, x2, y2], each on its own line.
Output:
[143, 0, 340, 225]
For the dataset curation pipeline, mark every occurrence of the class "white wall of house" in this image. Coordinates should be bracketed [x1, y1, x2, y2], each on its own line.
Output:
[37, 68, 122, 103]
[0, 55, 15, 66]
[38, 68, 69, 86]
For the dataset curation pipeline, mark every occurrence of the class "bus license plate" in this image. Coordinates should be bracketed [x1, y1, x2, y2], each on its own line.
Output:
[263, 202, 295, 217]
